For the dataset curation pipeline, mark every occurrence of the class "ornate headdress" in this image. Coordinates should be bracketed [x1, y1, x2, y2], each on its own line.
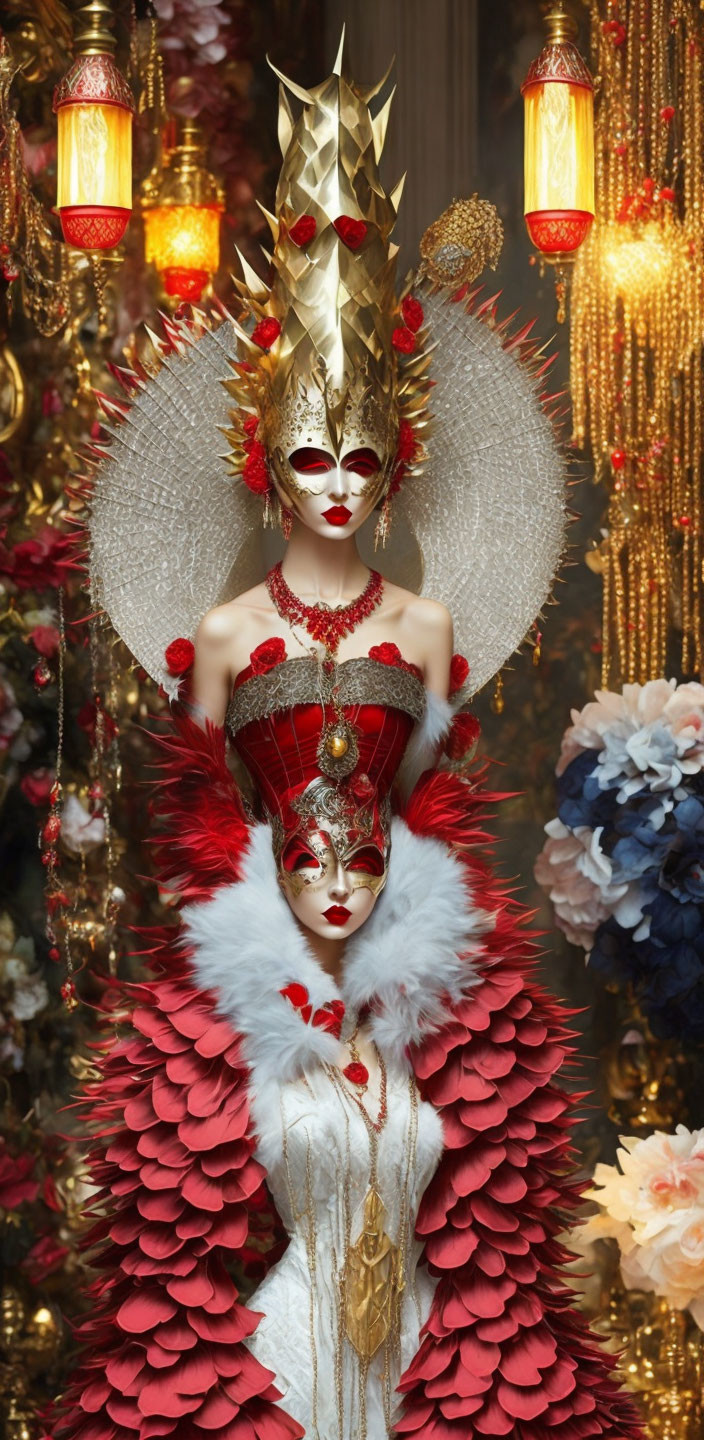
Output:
[224, 35, 430, 514]
[87, 39, 565, 701]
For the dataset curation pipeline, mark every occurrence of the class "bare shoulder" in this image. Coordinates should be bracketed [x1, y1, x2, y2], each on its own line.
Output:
[383, 581, 453, 637]
[406, 593, 453, 637]
[195, 583, 270, 646]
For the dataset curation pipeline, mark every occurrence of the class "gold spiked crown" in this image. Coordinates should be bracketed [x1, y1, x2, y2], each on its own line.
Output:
[225, 35, 433, 510]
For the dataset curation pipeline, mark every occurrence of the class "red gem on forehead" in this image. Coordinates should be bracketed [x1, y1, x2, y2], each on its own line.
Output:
[265, 563, 384, 655]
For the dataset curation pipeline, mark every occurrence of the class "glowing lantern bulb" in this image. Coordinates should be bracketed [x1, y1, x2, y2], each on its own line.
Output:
[142, 120, 225, 304]
[522, 3, 595, 258]
[54, 0, 134, 250]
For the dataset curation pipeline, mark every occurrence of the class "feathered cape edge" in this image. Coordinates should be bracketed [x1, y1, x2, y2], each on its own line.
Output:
[50, 709, 645, 1440]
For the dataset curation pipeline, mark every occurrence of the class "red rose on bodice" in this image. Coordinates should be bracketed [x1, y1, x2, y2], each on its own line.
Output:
[250, 638, 287, 675]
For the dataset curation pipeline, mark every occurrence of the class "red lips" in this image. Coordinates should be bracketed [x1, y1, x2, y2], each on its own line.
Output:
[323, 505, 352, 526]
[323, 905, 352, 926]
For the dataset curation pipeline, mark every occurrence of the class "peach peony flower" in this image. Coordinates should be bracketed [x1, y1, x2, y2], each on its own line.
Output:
[533, 818, 630, 950]
[584, 1126, 704, 1328]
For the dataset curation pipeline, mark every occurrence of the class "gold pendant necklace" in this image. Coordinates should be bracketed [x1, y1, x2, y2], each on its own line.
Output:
[331, 1030, 405, 1362]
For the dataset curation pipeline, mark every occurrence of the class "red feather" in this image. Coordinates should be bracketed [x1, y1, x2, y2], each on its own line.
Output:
[147, 707, 251, 902]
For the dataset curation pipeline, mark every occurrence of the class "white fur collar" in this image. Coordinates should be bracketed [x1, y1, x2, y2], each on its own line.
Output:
[182, 817, 493, 1090]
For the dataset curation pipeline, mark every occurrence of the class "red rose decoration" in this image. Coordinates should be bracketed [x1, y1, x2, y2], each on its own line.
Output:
[401, 295, 424, 333]
[250, 637, 287, 675]
[446, 711, 481, 761]
[333, 216, 368, 250]
[242, 439, 271, 496]
[251, 316, 282, 350]
[392, 327, 416, 355]
[165, 637, 195, 676]
[369, 642, 403, 667]
[449, 653, 470, 695]
[289, 215, 317, 248]
[343, 1062, 369, 1086]
[368, 642, 423, 681]
[243, 413, 260, 438]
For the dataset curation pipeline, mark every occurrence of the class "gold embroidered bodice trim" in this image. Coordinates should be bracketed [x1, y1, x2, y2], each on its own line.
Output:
[226, 656, 426, 739]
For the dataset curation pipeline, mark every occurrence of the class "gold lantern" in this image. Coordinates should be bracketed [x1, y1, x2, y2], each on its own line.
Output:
[522, 3, 595, 258]
[142, 120, 225, 304]
[53, 0, 134, 250]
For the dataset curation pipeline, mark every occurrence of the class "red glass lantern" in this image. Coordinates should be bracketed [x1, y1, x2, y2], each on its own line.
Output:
[522, 4, 594, 257]
[142, 120, 224, 303]
[54, 0, 134, 250]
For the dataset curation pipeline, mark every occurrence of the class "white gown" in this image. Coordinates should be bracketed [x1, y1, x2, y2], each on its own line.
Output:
[245, 1051, 445, 1440]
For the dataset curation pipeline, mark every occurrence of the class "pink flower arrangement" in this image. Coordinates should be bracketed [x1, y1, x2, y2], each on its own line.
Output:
[585, 1125, 704, 1328]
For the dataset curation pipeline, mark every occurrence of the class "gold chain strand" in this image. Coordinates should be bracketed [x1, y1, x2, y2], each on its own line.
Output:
[572, 1, 704, 686]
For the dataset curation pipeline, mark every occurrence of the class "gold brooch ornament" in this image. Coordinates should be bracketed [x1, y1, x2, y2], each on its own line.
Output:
[419, 194, 504, 289]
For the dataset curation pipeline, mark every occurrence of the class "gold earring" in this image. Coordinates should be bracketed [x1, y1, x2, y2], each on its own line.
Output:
[374, 494, 391, 549]
[279, 501, 293, 540]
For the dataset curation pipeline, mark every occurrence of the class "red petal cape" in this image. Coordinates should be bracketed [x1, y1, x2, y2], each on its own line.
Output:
[52, 712, 643, 1440]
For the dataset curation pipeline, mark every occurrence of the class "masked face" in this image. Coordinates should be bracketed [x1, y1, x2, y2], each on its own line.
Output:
[278, 827, 388, 940]
[264, 373, 396, 538]
[272, 442, 386, 537]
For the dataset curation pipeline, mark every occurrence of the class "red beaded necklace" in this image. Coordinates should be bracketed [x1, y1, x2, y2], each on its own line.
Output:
[266, 561, 384, 654]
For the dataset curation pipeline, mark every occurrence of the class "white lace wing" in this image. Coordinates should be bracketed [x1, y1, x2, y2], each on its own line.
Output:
[89, 315, 262, 697]
[395, 288, 566, 697]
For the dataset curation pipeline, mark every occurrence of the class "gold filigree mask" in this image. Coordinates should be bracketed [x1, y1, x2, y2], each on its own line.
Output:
[279, 828, 389, 901]
[262, 367, 397, 506]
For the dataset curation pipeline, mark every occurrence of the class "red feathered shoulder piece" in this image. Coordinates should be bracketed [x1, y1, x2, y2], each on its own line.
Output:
[148, 706, 250, 902]
[53, 955, 302, 1440]
[397, 768, 645, 1440]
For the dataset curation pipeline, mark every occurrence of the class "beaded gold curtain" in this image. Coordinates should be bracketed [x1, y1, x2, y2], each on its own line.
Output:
[571, 0, 703, 686]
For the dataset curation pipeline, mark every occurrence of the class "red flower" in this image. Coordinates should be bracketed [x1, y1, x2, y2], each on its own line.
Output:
[251, 316, 281, 350]
[30, 625, 60, 658]
[20, 767, 55, 806]
[21, 1233, 69, 1283]
[0, 1142, 39, 1209]
[402, 295, 424, 333]
[449, 653, 470, 695]
[392, 326, 416, 355]
[243, 413, 260, 438]
[368, 642, 423, 680]
[369, 642, 403, 668]
[343, 1062, 369, 1086]
[333, 216, 367, 250]
[0, 524, 74, 591]
[289, 215, 317, 248]
[242, 439, 271, 496]
[446, 711, 481, 761]
[165, 637, 195, 676]
[250, 637, 287, 675]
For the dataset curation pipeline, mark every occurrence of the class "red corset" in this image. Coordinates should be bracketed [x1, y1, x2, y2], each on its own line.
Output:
[226, 655, 425, 836]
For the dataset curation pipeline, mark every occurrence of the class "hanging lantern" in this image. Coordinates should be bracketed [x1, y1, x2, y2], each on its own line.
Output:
[54, 0, 134, 250]
[522, 3, 594, 257]
[142, 120, 225, 303]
